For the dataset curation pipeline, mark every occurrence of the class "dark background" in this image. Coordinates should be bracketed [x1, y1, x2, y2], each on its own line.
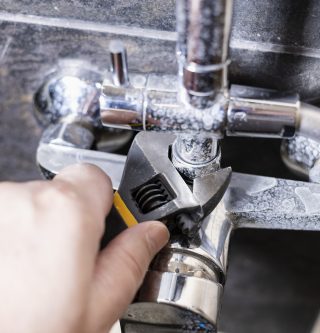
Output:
[0, 1, 320, 331]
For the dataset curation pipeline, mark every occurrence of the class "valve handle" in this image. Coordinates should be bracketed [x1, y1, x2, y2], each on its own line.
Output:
[109, 40, 130, 87]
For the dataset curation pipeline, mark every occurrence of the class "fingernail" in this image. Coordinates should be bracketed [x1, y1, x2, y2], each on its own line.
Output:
[146, 222, 170, 253]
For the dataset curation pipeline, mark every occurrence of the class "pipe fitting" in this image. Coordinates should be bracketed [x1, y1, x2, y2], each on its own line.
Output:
[172, 134, 221, 179]
[227, 85, 299, 138]
[121, 207, 232, 333]
[281, 135, 320, 183]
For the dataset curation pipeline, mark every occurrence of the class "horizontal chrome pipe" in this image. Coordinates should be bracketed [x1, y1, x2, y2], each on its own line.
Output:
[100, 73, 227, 137]
[35, 70, 320, 141]
[100, 79, 300, 139]
[227, 85, 299, 138]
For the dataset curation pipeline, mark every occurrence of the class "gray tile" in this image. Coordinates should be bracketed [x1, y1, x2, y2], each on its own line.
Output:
[229, 48, 320, 103]
[220, 229, 320, 333]
[0, 0, 176, 31]
[6, 0, 320, 47]
[232, 0, 320, 50]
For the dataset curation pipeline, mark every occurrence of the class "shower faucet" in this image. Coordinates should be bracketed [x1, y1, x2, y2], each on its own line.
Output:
[34, 0, 320, 332]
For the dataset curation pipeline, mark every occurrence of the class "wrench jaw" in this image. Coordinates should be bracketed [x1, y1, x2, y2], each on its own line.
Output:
[193, 167, 232, 217]
[117, 132, 232, 237]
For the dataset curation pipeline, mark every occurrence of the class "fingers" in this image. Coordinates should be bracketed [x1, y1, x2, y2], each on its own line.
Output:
[87, 221, 169, 332]
[0, 164, 113, 240]
[37, 164, 115, 311]
[35, 164, 114, 266]
[55, 164, 114, 224]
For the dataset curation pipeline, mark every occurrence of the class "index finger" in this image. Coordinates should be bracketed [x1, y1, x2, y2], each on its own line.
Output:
[54, 163, 114, 235]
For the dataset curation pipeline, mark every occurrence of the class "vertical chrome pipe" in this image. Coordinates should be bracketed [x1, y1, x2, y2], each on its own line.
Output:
[175, 0, 233, 179]
[172, 133, 221, 179]
[177, 0, 233, 107]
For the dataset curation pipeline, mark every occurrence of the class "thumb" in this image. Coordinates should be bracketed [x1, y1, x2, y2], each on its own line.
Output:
[87, 222, 169, 332]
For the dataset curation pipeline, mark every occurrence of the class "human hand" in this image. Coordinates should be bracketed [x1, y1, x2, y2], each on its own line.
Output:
[0, 164, 169, 333]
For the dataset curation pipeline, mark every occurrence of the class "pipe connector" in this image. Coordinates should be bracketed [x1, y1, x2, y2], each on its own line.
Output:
[121, 208, 232, 333]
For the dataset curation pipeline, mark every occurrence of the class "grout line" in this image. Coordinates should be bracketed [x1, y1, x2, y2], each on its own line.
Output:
[2, 11, 320, 60]
[230, 39, 320, 60]
[0, 11, 177, 42]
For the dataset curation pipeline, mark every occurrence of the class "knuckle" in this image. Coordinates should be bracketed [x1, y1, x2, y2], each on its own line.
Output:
[38, 181, 102, 238]
[25, 179, 104, 240]
[80, 164, 113, 190]
[42, 181, 81, 208]
[32, 181, 84, 224]
[78, 164, 111, 183]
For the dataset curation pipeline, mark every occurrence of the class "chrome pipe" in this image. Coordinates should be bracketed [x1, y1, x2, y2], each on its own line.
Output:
[101, 81, 299, 139]
[227, 85, 299, 138]
[175, 0, 233, 180]
[177, 0, 233, 107]
[172, 133, 221, 179]
[37, 72, 300, 139]
[121, 207, 233, 333]
[100, 73, 227, 136]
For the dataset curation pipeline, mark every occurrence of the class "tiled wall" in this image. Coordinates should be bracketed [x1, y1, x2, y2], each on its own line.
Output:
[230, 0, 320, 103]
[0, 1, 176, 30]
